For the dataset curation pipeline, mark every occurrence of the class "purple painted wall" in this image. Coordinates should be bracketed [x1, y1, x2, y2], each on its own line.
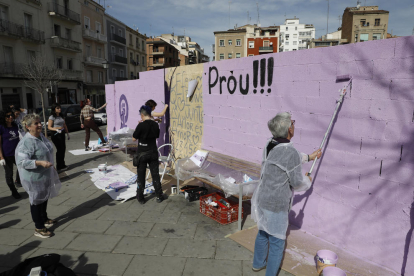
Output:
[202, 36, 414, 274]
[106, 69, 168, 145]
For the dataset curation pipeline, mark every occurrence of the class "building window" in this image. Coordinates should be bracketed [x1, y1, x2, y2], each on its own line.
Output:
[120, 70, 124, 78]
[129, 34, 132, 44]
[236, 39, 241, 46]
[142, 56, 145, 66]
[97, 47, 102, 58]
[248, 54, 254, 56]
[84, 0, 88, 5]
[285, 41, 289, 45]
[219, 39, 225, 46]
[263, 40, 269, 47]
[228, 53, 232, 59]
[65, 28, 71, 40]
[249, 41, 254, 48]
[285, 34, 289, 40]
[84, 16, 90, 29]
[98, 71, 103, 83]
[136, 38, 139, 48]
[86, 70, 92, 83]
[360, 33, 369, 42]
[110, 25, 115, 34]
[360, 19, 368, 27]
[67, 59, 73, 70]
[142, 41, 145, 50]
[295, 26, 297, 30]
[375, 19, 380, 26]
[293, 41, 297, 45]
[293, 34, 297, 38]
[54, 24, 61, 36]
[373, 33, 381, 40]
[56, 57, 62, 69]
[86, 44, 91, 56]
[119, 49, 123, 56]
[219, 53, 224, 60]
[286, 27, 288, 30]
[118, 29, 122, 37]
[236, 53, 241, 58]
[111, 46, 115, 55]
[130, 52, 133, 62]
[112, 68, 117, 78]
[27, 50, 36, 62]
[96, 22, 101, 33]
[228, 40, 232, 45]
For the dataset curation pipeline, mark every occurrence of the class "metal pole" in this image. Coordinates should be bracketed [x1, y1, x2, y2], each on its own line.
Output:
[238, 184, 243, 231]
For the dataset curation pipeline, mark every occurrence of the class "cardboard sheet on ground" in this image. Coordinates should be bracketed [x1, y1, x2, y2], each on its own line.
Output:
[228, 225, 397, 276]
[85, 164, 153, 202]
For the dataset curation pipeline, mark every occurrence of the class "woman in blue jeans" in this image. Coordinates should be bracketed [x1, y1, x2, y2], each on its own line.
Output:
[251, 112, 321, 275]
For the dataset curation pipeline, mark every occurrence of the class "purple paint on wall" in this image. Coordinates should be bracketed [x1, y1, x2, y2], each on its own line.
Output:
[119, 94, 129, 128]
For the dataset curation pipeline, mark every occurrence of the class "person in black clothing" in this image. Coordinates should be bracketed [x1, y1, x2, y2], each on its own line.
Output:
[133, 105, 164, 204]
[48, 103, 70, 172]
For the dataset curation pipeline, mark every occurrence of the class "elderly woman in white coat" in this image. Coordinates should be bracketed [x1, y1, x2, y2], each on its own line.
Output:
[251, 112, 322, 275]
[15, 114, 61, 238]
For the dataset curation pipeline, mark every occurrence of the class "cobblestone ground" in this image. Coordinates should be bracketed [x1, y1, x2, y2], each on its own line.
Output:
[0, 126, 294, 276]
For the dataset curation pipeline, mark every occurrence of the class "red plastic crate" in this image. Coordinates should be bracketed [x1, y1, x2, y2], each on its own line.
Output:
[199, 192, 244, 225]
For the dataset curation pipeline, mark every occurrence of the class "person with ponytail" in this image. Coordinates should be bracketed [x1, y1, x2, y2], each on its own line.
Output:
[132, 105, 164, 204]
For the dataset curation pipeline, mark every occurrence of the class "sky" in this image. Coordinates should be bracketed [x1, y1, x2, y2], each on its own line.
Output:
[99, 0, 414, 59]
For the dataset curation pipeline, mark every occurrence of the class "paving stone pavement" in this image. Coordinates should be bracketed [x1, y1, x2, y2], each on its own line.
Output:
[0, 126, 294, 276]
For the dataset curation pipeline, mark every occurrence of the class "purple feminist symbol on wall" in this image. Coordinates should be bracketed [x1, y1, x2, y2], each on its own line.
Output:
[119, 94, 129, 128]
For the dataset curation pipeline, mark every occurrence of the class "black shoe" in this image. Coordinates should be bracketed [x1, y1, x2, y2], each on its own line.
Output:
[14, 181, 22, 188]
[58, 165, 69, 172]
[156, 196, 164, 203]
[12, 191, 21, 199]
[137, 199, 146, 205]
[85, 147, 91, 151]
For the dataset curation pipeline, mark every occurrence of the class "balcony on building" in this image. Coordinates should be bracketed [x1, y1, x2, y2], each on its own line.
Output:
[115, 77, 128, 81]
[83, 28, 107, 43]
[110, 33, 126, 45]
[152, 62, 164, 67]
[0, 20, 45, 43]
[47, 3, 81, 25]
[110, 54, 127, 65]
[259, 46, 273, 53]
[50, 36, 82, 52]
[151, 49, 164, 55]
[26, 0, 41, 5]
[60, 69, 83, 81]
[85, 56, 106, 67]
[0, 63, 24, 78]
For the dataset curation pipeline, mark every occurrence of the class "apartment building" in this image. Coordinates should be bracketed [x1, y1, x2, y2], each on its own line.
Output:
[146, 37, 180, 70]
[341, 5, 389, 43]
[81, 0, 107, 106]
[246, 25, 279, 56]
[126, 26, 147, 78]
[160, 34, 209, 65]
[0, 0, 83, 110]
[213, 28, 246, 61]
[104, 13, 127, 83]
[279, 18, 315, 52]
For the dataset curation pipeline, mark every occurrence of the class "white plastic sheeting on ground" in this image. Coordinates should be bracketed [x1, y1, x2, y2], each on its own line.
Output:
[175, 158, 259, 198]
[85, 164, 152, 202]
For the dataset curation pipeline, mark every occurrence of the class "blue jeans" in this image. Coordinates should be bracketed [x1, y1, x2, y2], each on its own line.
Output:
[253, 230, 285, 276]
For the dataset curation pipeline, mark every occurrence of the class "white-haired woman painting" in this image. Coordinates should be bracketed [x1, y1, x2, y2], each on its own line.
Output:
[251, 112, 322, 275]
[15, 114, 61, 238]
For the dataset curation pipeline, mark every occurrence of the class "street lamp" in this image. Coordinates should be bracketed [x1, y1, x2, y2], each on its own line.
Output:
[102, 59, 109, 69]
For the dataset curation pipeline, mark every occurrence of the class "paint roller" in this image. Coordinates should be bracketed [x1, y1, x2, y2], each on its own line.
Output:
[308, 74, 352, 176]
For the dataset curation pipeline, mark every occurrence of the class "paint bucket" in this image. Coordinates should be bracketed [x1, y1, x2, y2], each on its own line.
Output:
[316, 250, 338, 275]
[98, 164, 107, 174]
[321, 266, 347, 276]
[171, 186, 177, 195]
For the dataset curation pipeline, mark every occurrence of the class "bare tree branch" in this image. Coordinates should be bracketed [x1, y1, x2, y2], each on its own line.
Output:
[21, 55, 63, 137]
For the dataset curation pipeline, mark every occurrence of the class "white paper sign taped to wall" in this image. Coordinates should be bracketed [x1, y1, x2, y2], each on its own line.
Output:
[187, 79, 198, 98]
[190, 150, 209, 167]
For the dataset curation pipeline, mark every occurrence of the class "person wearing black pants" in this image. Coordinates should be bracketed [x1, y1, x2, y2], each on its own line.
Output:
[30, 200, 49, 230]
[0, 109, 21, 199]
[48, 103, 70, 172]
[133, 105, 164, 204]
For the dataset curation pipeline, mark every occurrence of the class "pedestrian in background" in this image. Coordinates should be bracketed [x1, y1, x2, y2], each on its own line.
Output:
[48, 103, 70, 172]
[0, 108, 22, 199]
[80, 98, 107, 151]
[16, 114, 61, 238]
[251, 112, 321, 275]
[10, 104, 27, 138]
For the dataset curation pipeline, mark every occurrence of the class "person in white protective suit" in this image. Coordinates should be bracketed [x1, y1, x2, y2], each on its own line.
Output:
[251, 112, 321, 275]
[15, 114, 61, 238]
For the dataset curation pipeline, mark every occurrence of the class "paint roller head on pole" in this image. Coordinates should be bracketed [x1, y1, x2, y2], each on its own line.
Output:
[336, 75, 352, 82]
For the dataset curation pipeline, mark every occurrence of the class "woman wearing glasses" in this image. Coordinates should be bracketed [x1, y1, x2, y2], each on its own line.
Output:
[48, 103, 70, 172]
[0, 108, 21, 199]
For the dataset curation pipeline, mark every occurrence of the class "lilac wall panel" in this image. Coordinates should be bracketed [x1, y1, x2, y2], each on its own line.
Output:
[202, 36, 414, 274]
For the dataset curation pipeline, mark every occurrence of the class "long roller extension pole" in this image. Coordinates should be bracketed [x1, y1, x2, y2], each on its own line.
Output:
[308, 78, 352, 176]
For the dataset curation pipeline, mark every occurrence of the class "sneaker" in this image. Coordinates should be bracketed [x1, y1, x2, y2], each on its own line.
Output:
[44, 219, 57, 228]
[34, 228, 52, 238]
[14, 181, 22, 188]
[156, 196, 164, 203]
[11, 191, 21, 199]
[85, 146, 91, 151]
[252, 265, 266, 272]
